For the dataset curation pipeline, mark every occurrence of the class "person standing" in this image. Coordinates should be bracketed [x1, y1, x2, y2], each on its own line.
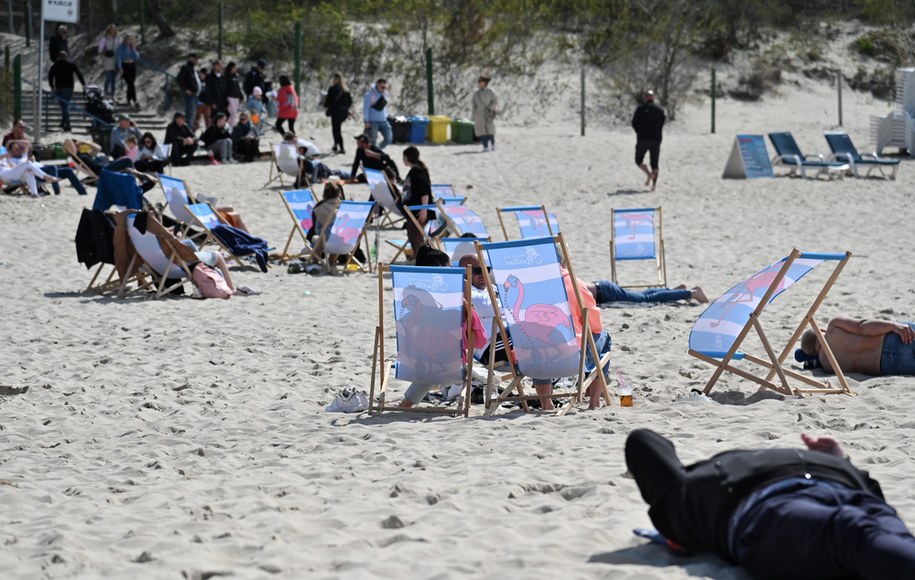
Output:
[194, 68, 210, 131]
[47, 52, 85, 132]
[98, 24, 120, 99]
[324, 73, 353, 155]
[205, 61, 229, 119]
[225, 62, 244, 127]
[471, 75, 498, 152]
[116, 34, 141, 109]
[49, 25, 69, 63]
[399, 146, 432, 257]
[243, 60, 267, 99]
[176, 53, 200, 124]
[164, 112, 198, 166]
[631, 90, 666, 191]
[363, 78, 392, 149]
[275, 75, 299, 134]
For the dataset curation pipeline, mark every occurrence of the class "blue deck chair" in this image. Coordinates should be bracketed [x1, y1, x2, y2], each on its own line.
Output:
[688, 249, 853, 396]
[185, 202, 249, 268]
[767, 132, 848, 179]
[476, 235, 613, 415]
[496, 205, 560, 240]
[610, 207, 667, 289]
[384, 197, 466, 264]
[158, 174, 204, 236]
[119, 212, 198, 298]
[437, 201, 490, 240]
[93, 169, 146, 211]
[318, 200, 375, 273]
[278, 188, 317, 263]
[365, 167, 404, 228]
[431, 184, 457, 200]
[369, 264, 476, 417]
[824, 131, 900, 180]
[440, 238, 478, 263]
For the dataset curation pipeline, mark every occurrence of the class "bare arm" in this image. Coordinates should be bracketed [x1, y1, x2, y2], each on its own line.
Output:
[829, 316, 915, 344]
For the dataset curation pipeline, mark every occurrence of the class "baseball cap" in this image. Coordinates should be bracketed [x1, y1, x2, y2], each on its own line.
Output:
[354, 134, 369, 143]
[256, 60, 268, 69]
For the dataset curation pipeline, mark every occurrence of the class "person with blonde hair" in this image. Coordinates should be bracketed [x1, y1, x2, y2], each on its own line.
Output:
[116, 34, 140, 108]
[324, 72, 353, 154]
[98, 24, 120, 99]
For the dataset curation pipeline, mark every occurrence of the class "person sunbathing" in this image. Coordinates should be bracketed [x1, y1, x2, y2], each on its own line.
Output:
[0, 145, 60, 196]
[4, 140, 83, 195]
[799, 316, 915, 376]
[587, 280, 709, 305]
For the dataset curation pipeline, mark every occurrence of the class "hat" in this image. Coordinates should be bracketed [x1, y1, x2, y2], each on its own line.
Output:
[354, 134, 369, 143]
[256, 59, 268, 69]
[117, 113, 131, 121]
[253, 86, 263, 96]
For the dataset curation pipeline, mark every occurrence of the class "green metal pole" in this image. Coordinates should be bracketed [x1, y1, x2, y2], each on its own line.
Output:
[425, 47, 434, 115]
[140, 0, 146, 44]
[5, 46, 9, 72]
[711, 67, 716, 134]
[13, 54, 21, 121]
[294, 22, 301, 96]
[218, 2, 224, 61]
[24, 1, 31, 48]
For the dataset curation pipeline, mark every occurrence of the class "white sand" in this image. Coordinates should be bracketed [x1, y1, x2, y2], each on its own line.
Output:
[2, 74, 914, 579]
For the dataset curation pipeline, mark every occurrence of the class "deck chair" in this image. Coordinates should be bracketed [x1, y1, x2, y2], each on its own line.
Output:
[314, 200, 375, 273]
[185, 202, 249, 269]
[277, 188, 317, 263]
[824, 131, 900, 180]
[440, 238, 478, 263]
[63, 139, 100, 185]
[610, 207, 667, 289]
[159, 174, 200, 233]
[437, 201, 491, 240]
[688, 249, 853, 397]
[365, 167, 404, 228]
[431, 184, 458, 200]
[119, 212, 198, 299]
[496, 205, 560, 240]
[475, 234, 613, 415]
[383, 197, 465, 264]
[369, 264, 476, 417]
[93, 168, 147, 212]
[767, 132, 848, 179]
[263, 143, 304, 189]
[160, 144, 173, 175]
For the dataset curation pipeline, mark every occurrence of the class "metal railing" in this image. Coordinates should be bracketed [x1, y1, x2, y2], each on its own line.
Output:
[137, 58, 180, 112]
[21, 77, 114, 133]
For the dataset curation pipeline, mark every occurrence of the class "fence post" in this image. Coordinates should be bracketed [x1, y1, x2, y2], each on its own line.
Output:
[837, 70, 843, 127]
[218, 1, 224, 61]
[4, 45, 9, 71]
[25, 0, 31, 47]
[13, 54, 21, 121]
[8, 0, 12, 35]
[294, 22, 301, 96]
[425, 47, 434, 115]
[711, 67, 716, 134]
[140, 0, 146, 44]
[580, 66, 585, 136]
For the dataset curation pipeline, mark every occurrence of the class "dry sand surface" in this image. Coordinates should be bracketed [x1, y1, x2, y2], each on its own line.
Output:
[2, 79, 914, 579]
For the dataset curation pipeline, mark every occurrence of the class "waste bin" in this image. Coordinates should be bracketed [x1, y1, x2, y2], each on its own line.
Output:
[450, 118, 475, 144]
[389, 116, 411, 143]
[408, 115, 429, 144]
[427, 115, 451, 143]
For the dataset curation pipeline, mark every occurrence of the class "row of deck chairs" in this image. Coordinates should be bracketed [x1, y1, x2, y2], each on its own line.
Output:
[768, 131, 900, 180]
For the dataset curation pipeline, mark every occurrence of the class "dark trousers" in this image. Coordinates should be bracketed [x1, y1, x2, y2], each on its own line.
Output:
[276, 117, 295, 134]
[54, 88, 73, 127]
[170, 142, 197, 166]
[122, 62, 137, 104]
[41, 165, 88, 195]
[331, 111, 347, 150]
[135, 158, 167, 174]
[233, 138, 259, 162]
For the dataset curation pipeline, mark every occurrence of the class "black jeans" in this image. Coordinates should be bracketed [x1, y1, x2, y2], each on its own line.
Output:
[122, 62, 137, 104]
[331, 111, 347, 150]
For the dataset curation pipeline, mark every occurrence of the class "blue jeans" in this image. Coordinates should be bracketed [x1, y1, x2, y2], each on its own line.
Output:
[54, 88, 73, 126]
[184, 94, 198, 125]
[104, 70, 117, 97]
[368, 120, 392, 149]
[880, 323, 915, 375]
[532, 331, 612, 386]
[593, 280, 690, 304]
[41, 165, 87, 195]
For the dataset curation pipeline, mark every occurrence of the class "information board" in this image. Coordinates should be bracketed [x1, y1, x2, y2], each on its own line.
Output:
[722, 134, 775, 179]
[44, 0, 80, 24]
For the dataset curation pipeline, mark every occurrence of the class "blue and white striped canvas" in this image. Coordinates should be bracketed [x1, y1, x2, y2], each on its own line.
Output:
[325, 201, 374, 255]
[502, 206, 560, 239]
[613, 208, 657, 260]
[187, 203, 222, 229]
[441, 205, 489, 239]
[282, 189, 316, 233]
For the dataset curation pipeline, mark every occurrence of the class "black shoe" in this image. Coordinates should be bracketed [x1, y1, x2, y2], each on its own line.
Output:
[339, 149, 346, 155]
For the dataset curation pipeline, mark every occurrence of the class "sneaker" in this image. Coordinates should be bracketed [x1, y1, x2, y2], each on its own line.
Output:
[234, 285, 262, 296]
[326, 387, 369, 413]
[676, 389, 713, 404]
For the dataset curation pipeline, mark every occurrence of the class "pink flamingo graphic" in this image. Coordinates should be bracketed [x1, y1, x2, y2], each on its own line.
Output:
[502, 275, 576, 366]
[709, 269, 786, 328]
[521, 211, 550, 236]
[618, 213, 654, 239]
[332, 213, 363, 247]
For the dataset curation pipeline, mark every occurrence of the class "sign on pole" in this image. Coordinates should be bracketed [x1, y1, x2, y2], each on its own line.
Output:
[44, 0, 80, 24]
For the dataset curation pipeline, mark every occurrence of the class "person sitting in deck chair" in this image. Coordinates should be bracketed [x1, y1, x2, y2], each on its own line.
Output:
[398, 245, 486, 408]
[799, 316, 915, 376]
[5, 140, 87, 196]
[0, 145, 60, 197]
[457, 252, 513, 368]
[67, 138, 134, 176]
[282, 132, 349, 186]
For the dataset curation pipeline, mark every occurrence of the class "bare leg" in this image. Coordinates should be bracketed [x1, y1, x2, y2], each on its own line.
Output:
[638, 163, 651, 186]
[325, 254, 340, 276]
[588, 383, 601, 410]
[690, 286, 709, 303]
[211, 254, 236, 292]
[534, 382, 554, 411]
[650, 169, 659, 191]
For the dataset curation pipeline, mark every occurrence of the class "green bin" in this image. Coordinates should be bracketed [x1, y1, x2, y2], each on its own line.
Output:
[451, 118, 475, 144]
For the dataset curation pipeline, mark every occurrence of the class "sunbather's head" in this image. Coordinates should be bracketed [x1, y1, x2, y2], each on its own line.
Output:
[322, 182, 344, 200]
[416, 245, 450, 267]
[800, 329, 819, 356]
[403, 146, 426, 171]
[458, 254, 488, 289]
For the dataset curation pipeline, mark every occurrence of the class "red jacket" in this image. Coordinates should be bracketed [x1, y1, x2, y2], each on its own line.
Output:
[276, 85, 299, 119]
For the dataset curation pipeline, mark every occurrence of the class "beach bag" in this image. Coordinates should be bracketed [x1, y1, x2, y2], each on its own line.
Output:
[192, 263, 233, 299]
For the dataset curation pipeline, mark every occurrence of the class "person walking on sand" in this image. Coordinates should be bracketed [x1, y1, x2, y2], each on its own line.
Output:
[631, 90, 665, 191]
[325, 73, 353, 154]
[472, 75, 498, 152]
[798, 316, 915, 376]
[116, 34, 141, 109]
[363, 78, 392, 149]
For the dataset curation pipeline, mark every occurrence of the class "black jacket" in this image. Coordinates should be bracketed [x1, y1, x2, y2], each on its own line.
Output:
[325, 84, 353, 115]
[75, 209, 116, 269]
[205, 73, 229, 109]
[48, 60, 85, 90]
[226, 72, 243, 100]
[49, 35, 69, 62]
[626, 429, 882, 560]
[243, 68, 265, 97]
[201, 124, 231, 147]
[164, 122, 195, 146]
[351, 145, 399, 180]
[176, 61, 198, 94]
[631, 101, 666, 142]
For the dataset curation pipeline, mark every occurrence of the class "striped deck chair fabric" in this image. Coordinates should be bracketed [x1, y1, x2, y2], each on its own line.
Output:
[440, 238, 478, 263]
[160, 174, 196, 225]
[431, 184, 457, 199]
[322, 200, 374, 271]
[438, 203, 490, 239]
[689, 250, 853, 396]
[610, 207, 667, 288]
[369, 265, 474, 416]
[365, 167, 402, 227]
[278, 188, 317, 262]
[498, 205, 560, 240]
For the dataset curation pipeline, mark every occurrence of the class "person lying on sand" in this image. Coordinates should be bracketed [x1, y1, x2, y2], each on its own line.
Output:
[798, 316, 915, 376]
[587, 280, 708, 305]
[627, 428, 915, 578]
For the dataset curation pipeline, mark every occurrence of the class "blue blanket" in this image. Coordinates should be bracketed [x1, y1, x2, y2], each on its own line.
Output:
[211, 224, 270, 272]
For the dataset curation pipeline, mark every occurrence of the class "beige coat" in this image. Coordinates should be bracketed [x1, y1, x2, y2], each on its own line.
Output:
[472, 87, 498, 136]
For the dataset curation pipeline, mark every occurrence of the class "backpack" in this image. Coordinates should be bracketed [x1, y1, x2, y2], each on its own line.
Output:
[192, 263, 233, 299]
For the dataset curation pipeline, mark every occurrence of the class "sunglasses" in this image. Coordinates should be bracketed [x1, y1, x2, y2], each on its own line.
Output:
[472, 267, 488, 275]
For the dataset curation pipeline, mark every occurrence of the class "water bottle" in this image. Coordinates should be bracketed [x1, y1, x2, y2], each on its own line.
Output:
[617, 368, 633, 407]
[370, 244, 378, 264]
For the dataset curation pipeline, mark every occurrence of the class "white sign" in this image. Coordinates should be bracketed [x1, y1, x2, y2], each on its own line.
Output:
[43, 0, 80, 24]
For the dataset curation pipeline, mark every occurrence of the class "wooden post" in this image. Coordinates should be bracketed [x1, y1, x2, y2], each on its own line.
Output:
[218, 1, 224, 61]
[294, 22, 302, 97]
[13, 54, 21, 121]
[425, 47, 434, 115]
[140, 0, 146, 44]
[711, 67, 716, 134]
[580, 66, 586, 136]
[837, 70, 843, 127]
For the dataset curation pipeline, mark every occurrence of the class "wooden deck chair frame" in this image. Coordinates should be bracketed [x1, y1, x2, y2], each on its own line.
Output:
[277, 188, 316, 263]
[369, 264, 475, 417]
[496, 205, 556, 241]
[63, 139, 100, 185]
[382, 203, 439, 265]
[312, 200, 375, 274]
[688, 249, 854, 397]
[474, 234, 613, 416]
[117, 213, 197, 299]
[263, 143, 306, 189]
[610, 207, 667, 289]
[185, 202, 250, 269]
[84, 262, 126, 294]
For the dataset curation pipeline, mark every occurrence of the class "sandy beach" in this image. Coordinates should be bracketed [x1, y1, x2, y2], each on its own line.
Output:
[2, 69, 914, 579]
